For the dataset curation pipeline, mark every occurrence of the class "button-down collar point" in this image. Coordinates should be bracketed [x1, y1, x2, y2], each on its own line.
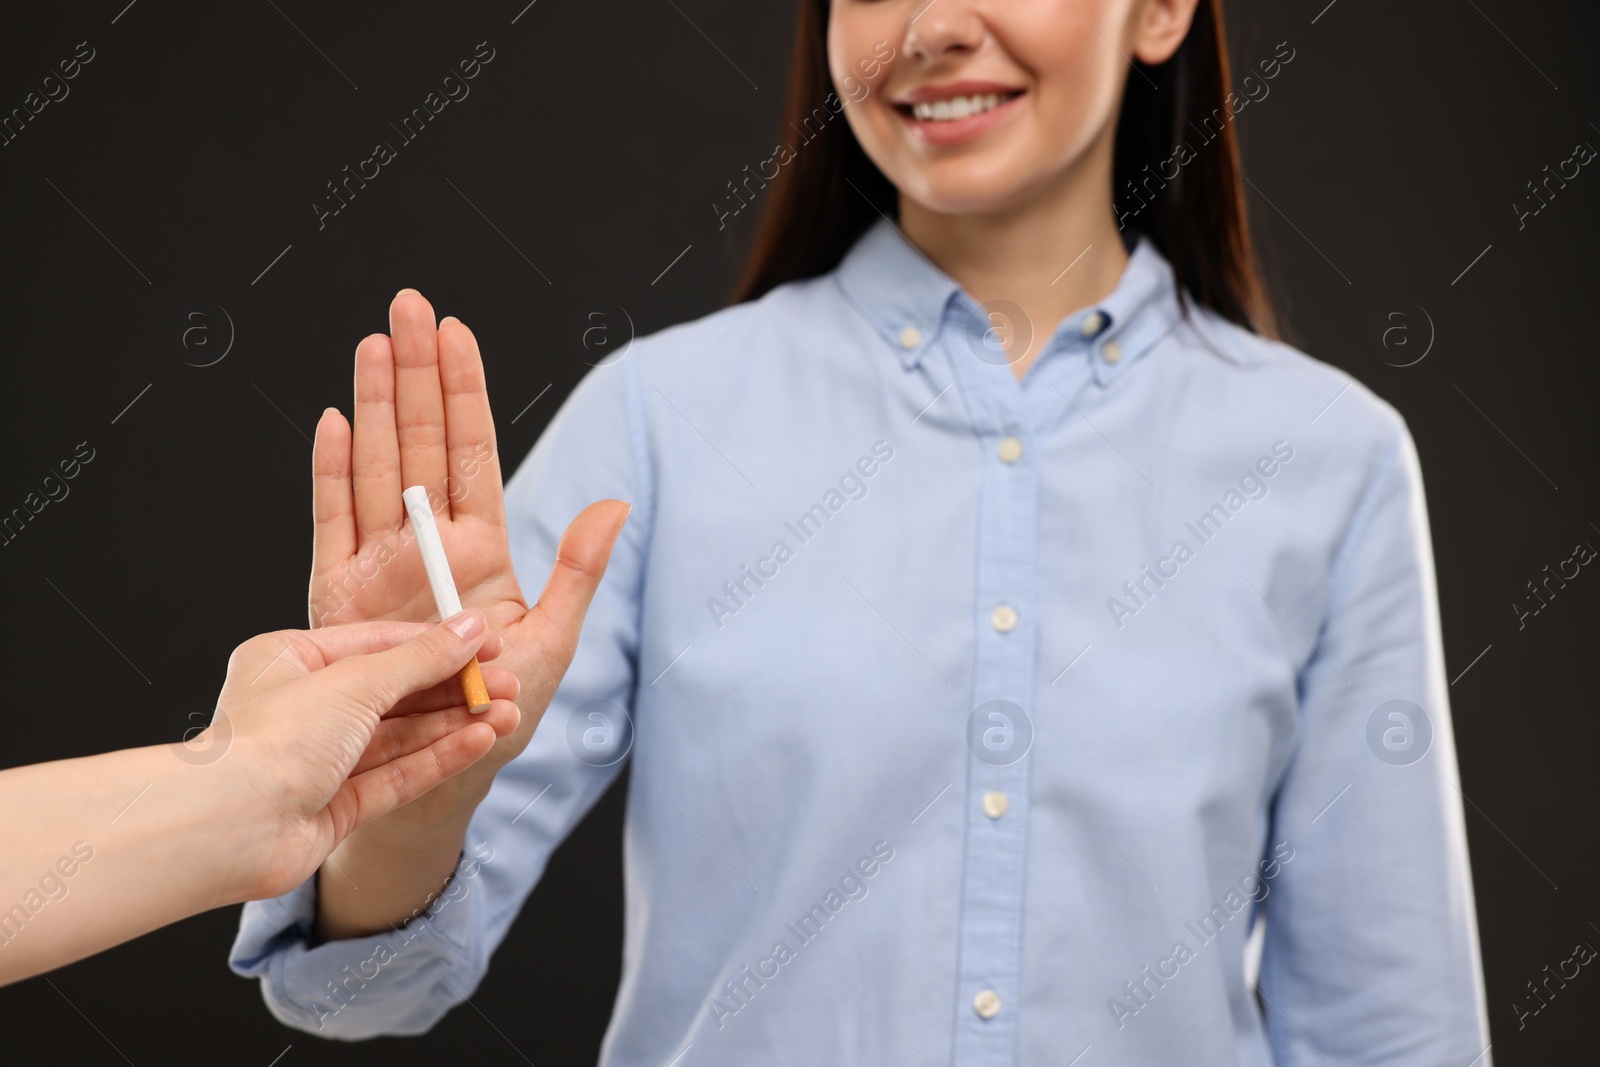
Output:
[835, 219, 1176, 377]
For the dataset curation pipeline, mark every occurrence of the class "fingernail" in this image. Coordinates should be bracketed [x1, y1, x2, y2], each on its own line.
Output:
[444, 609, 483, 640]
[440, 315, 460, 327]
[321, 406, 339, 419]
[395, 287, 419, 300]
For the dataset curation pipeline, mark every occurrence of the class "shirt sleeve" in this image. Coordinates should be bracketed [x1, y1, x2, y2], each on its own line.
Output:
[1258, 419, 1492, 1065]
[229, 355, 652, 1039]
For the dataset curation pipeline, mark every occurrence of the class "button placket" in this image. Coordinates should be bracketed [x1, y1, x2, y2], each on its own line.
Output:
[939, 328, 1038, 1066]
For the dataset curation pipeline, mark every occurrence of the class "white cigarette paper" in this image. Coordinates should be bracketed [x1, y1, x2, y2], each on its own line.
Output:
[403, 486, 463, 617]
[402, 485, 491, 713]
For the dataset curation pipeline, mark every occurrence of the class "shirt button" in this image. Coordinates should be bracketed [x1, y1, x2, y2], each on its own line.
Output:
[973, 989, 1002, 1019]
[990, 605, 1018, 633]
[898, 326, 922, 350]
[981, 791, 1009, 818]
[996, 436, 1023, 464]
[1080, 312, 1104, 337]
[1103, 341, 1123, 364]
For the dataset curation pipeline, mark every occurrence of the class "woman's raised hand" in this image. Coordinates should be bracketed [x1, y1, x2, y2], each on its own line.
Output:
[308, 289, 628, 789]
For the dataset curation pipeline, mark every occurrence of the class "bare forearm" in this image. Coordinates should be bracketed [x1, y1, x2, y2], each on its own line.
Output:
[0, 747, 255, 986]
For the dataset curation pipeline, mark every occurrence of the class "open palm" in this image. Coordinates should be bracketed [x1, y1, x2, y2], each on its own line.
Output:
[307, 289, 628, 789]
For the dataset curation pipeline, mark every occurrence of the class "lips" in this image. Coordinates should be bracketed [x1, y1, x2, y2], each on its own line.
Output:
[890, 81, 1026, 147]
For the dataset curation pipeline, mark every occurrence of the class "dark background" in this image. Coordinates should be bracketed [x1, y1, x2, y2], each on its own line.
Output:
[1, 0, 1595, 1063]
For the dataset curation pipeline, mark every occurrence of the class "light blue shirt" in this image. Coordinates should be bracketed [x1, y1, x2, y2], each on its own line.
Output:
[231, 220, 1490, 1065]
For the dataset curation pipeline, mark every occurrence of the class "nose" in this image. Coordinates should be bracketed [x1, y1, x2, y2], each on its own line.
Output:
[902, 1, 986, 64]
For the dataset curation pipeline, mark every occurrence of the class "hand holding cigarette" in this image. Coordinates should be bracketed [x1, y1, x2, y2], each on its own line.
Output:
[0, 612, 522, 988]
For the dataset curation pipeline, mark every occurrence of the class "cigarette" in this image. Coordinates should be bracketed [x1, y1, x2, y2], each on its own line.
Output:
[402, 486, 492, 713]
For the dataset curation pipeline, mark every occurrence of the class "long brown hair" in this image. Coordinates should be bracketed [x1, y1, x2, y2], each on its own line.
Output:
[731, 0, 1277, 339]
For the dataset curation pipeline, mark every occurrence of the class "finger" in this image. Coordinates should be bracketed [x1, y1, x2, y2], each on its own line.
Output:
[320, 609, 490, 709]
[311, 408, 357, 576]
[274, 617, 504, 673]
[437, 317, 506, 526]
[337, 721, 499, 834]
[223, 621, 509, 707]
[350, 699, 520, 776]
[382, 663, 519, 718]
[390, 289, 450, 505]
[352, 333, 404, 544]
[262, 620, 431, 674]
[529, 500, 632, 651]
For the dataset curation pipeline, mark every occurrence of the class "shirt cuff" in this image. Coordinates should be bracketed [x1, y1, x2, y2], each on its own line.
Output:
[228, 862, 485, 1040]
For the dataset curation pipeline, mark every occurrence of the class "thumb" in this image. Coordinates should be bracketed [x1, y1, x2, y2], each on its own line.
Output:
[530, 499, 631, 643]
[321, 609, 489, 713]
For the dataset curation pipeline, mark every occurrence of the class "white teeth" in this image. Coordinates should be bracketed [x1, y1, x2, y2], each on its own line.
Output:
[911, 93, 1009, 122]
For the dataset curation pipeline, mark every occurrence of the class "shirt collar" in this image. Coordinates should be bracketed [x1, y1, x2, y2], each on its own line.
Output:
[834, 217, 1182, 385]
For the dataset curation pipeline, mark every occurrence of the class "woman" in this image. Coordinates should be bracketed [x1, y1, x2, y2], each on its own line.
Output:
[233, 0, 1490, 1062]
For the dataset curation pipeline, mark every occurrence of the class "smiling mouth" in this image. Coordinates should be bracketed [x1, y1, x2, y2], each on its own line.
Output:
[896, 91, 1024, 123]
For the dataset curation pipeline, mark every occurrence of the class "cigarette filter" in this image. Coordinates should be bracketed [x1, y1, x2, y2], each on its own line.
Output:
[402, 486, 492, 713]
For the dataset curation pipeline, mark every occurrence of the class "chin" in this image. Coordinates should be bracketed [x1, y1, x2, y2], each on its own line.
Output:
[896, 161, 1044, 218]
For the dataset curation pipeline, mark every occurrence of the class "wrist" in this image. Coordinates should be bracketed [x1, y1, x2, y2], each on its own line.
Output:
[118, 742, 271, 912]
[200, 727, 311, 905]
[315, 792, 481, 942]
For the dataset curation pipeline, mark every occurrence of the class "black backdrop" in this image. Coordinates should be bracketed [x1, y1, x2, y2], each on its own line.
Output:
[1, 1, 1595, 1063]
